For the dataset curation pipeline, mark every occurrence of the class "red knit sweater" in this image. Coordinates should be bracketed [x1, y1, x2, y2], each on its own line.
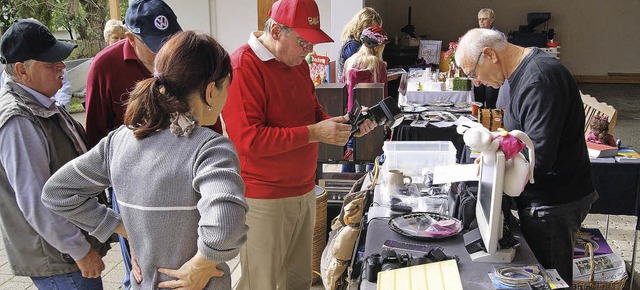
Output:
[222, 44, 331, 199]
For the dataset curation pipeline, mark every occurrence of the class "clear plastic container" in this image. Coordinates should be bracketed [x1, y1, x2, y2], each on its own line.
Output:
[382, 141, 456, 182]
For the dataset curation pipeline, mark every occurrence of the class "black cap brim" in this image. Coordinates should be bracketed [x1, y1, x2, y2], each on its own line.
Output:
[35, 41, 77, 63]
[140, 33, 175, 54]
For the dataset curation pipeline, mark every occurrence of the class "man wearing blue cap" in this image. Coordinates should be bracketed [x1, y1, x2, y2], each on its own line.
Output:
[84, 1, 182, 289]
[0, 19, 109, 289]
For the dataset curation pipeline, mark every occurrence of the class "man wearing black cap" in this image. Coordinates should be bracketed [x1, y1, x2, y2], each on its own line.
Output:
[0, 19, 107, 289]
[84, 1, 183, 288]
[222, 0, 375, 289]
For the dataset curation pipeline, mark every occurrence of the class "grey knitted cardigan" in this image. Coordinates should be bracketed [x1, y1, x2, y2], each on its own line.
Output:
[42, 125, 248, 290]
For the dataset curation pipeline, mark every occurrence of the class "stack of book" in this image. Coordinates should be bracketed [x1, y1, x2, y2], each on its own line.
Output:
[586, 142, 618, 158]
[615, 147, 640, 163]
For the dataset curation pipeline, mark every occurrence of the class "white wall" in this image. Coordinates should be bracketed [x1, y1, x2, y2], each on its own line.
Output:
[328, 0, 363, 61]
[366, 0, 640, 76]
[165, 0, 212, 34]
[161, 1, 365, 64]
[214, 0, 257, 53]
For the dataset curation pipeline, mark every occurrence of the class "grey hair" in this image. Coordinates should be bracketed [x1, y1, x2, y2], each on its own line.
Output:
[455, 28, 507, 68]
[478, 8, 495, 19]
[103, 19, 128, 42]
[264, 18, 292, 34]
[3, 60, 33, 80]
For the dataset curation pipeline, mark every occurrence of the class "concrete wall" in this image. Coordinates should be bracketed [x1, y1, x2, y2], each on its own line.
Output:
[365, 0, 640, 76]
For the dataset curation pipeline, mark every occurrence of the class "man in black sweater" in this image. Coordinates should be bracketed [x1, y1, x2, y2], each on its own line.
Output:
[455, 28, 598, 286]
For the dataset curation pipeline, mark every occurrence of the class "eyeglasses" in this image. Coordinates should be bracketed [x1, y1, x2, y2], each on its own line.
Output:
[295, 36, 313, 51]
[466, 52, 483, 79]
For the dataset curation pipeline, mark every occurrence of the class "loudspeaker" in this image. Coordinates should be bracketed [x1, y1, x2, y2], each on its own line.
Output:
[315, 83, 348, 161]
[352, 83, 385, 162]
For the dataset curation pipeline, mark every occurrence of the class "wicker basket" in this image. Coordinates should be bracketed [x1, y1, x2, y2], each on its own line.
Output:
[573, 243, 628, 290]
[312, 185, 327, 283]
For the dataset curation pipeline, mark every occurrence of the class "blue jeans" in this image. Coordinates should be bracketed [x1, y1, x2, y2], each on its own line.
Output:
[31, 270, 103, 290]
[111, 189, 133, 290]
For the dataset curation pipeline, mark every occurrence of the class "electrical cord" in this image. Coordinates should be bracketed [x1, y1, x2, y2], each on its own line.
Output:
[494, 265, 550, 290]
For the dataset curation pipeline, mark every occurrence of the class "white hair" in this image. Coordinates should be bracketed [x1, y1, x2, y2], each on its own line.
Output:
[4, 60, 33, 80]
[455, 28, 507, 68]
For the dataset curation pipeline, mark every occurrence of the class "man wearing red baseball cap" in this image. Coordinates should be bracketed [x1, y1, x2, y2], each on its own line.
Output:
[222, 0, 376, 289]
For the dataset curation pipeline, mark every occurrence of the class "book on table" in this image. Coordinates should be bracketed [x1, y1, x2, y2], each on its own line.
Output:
[586, 142, 618, 158]
[615, 147, 640, 163]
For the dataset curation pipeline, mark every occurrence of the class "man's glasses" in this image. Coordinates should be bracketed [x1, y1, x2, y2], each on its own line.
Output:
[466, 52, 483, 79]
[295, 36, 313, 51]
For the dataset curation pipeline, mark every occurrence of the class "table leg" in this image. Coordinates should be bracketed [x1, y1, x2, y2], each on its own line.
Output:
[606, 214, 610, 239]
[631, 227, 639, 290]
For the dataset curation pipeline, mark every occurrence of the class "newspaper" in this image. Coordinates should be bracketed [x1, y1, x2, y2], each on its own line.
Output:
[572, 253, 627, 282]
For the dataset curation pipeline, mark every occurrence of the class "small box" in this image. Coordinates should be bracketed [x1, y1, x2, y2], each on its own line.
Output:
[452, 77, 471, 91]
[383, 141, 457, 181]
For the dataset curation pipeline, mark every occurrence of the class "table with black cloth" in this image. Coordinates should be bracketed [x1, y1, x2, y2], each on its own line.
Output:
[588, 159, 640, 286]
[391, 119, 469, 163]
[588, 160, 640, 216]
[359, 185, 539, 289]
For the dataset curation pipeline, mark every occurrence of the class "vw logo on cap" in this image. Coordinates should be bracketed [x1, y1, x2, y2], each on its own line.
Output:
[154, 15, 169, 30]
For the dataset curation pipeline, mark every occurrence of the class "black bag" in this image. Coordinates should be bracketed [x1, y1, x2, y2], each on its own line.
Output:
[448, 182, 478, 231]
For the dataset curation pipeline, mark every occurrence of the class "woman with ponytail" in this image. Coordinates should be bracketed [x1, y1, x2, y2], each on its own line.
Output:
[42, 31, 247, 290]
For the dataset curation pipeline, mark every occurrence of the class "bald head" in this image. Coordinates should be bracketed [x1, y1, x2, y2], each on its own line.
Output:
[455, 28, 507, 71]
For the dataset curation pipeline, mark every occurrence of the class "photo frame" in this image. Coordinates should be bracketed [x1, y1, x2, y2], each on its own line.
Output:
[419, 40, 442, 65]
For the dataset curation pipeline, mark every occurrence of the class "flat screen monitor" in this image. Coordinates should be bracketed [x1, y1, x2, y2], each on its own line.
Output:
[470, 150, 516, 263]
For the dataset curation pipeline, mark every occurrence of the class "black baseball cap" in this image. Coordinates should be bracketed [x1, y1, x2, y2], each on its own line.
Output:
[124, 0, 182, 53]
[0, 19, 77, 64]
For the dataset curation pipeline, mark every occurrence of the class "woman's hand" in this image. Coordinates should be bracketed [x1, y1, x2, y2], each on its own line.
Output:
[114, 223, 127, 239]
[130, 246, 143, 284]
[157, 252, 223, 289]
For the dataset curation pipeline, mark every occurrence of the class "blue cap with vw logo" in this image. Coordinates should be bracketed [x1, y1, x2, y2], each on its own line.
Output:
[124, 0, 182, 53]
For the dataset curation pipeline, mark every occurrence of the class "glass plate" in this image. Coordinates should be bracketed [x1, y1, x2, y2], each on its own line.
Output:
[388, 212, 463, 240]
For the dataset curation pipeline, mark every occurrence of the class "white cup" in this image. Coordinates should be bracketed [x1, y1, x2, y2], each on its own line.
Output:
[386, 169, 413, 187]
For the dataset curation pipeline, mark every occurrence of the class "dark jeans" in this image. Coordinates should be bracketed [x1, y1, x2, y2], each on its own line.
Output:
[518, 203, 591, 288]
[31, 271, 103, 290]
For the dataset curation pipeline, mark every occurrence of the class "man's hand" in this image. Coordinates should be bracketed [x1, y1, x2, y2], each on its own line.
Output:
[76, 248, 105, 278]
[157, 252, 223, 290]
[352, 117, 377, 137]
[307, 116, 352, 146]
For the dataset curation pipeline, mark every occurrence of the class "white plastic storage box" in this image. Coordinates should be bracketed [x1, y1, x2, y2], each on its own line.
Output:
[382, 141, 457, 181]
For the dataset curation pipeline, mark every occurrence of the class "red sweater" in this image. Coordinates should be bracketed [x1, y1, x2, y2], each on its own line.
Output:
[85, 40, 151, 147]
[222, 44, 331, 199]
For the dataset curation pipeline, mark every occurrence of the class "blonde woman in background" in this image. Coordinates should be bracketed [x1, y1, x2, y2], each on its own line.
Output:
[337, 7, 382, 81]
[343, 26, 389, 112]
[103, 19, 127, 45]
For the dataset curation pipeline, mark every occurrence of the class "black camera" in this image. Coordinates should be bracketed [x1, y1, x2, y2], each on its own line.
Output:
[365, 249, 410, 283]
[348, 97, 403, 137]
[364, 248, 458, 283]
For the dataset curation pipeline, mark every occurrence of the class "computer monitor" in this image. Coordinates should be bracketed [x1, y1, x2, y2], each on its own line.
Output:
[470, 150, 516, 263]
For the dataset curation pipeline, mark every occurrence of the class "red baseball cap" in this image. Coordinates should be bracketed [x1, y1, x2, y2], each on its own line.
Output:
[269, 0, 333, 44]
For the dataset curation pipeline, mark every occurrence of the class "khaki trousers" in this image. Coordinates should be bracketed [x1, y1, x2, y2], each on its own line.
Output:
[237, 189, 316, 290]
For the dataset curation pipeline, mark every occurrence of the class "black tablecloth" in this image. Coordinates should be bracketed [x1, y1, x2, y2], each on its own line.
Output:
[589, 161, 640, 223]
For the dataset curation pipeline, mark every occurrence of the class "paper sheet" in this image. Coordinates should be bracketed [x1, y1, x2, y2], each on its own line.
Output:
[432, 164, 479, 185]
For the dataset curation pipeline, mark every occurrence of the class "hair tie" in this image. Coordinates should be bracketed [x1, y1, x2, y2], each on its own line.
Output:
[153, 72, 165, 86]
